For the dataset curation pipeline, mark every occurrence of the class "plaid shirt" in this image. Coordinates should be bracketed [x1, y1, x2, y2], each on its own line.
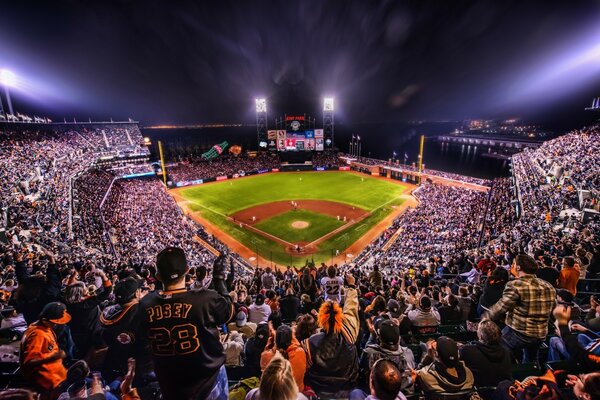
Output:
[488, 274, 556, 339]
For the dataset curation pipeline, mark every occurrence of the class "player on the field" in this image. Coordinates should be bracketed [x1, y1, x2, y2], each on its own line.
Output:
[138, 248, 234, 400]
[320, 265, 344, 304]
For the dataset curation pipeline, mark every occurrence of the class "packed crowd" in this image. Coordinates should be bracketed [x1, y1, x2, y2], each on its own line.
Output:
[0, 123, 599, 400]
[102, 178, 217, 268]
[168, 153, 281, 183]
[366, 183, 487, 272]
[311, 152, 345, 168]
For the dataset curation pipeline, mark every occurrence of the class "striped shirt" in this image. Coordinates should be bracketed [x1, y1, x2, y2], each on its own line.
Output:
[488, 274, 556, 339]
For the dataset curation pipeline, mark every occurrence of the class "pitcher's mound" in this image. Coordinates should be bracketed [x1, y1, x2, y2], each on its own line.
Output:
[291, 221, 310, 229]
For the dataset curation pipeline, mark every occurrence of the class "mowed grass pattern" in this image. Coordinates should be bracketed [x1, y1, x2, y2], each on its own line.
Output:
[254, 210, 345, 243]
[180, 171, 405, 214]
[180, 172, 408, 266]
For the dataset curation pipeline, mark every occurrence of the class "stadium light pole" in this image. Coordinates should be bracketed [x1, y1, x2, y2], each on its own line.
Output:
[417, 135, 425, 185]
[158, 140, 167, 187]
[0, 69, 16, 116]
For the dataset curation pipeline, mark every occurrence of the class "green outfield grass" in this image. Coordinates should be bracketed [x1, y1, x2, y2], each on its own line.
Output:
[179, 172, 408, 266]
[254, 209, 345, 244]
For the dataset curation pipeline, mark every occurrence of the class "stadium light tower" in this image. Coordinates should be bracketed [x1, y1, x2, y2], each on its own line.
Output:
[323, 97, 334, 149]
[0, 69, 16, 116]
[255, 98, 268, 150]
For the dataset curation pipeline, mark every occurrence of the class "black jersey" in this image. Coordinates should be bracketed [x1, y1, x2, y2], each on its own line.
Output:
[138, 287, 234, 400]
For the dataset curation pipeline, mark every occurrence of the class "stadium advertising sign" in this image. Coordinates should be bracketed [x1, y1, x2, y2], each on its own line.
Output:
[216, 175, 228, 181]
[175, 179, 204, 187]
[315, 129, 324, 151]
[277, 130, 286, 151]
[267, 130, 277, 150]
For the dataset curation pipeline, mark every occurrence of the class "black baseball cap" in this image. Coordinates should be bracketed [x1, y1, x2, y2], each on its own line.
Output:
[379, 319, 400, 347]
[156, 247, 188, 281]
[40, 302, 71, 325]
[437, 336, 459, 368]
[114, 277, 139, 303]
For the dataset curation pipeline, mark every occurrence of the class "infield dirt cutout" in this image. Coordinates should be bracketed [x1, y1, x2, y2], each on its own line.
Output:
[291, 221, 310, 229]
[231, 199, 366, 225]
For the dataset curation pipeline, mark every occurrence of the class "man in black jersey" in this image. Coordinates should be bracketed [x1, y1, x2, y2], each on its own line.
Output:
[138, 247, 234, 400]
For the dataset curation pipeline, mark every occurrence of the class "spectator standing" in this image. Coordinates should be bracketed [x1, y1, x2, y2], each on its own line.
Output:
[303, 274, 360, 397]
[558, 256, 580, 296]
[486, 254, 556, 363]
[138, 248, 234, 400]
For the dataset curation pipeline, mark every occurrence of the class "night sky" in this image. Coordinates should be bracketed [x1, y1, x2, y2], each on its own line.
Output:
[1, 0, 600, 127]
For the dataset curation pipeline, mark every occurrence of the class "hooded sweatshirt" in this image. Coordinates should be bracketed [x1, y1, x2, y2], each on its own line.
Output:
[416, 361, 474, 395]
[459, 341, 512, 386]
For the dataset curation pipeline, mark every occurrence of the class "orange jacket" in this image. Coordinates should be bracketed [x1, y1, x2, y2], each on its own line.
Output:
[20, 323, 67, 391]
[260, 337, 307, 391]
[558, 267, 579, 296]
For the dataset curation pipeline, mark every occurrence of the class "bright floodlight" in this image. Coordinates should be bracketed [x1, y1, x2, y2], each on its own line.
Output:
[255, 98, 266, 113]
[324, 97, 334, 111]
[0, 69, 17, 88]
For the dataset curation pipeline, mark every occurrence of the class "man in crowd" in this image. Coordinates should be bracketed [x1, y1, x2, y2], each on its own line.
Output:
[303, 274, 359, 398]
[486, 254, 556, 363]
[459, 320, 512, 387]
[20, 302, 71, 399]
[416, 336, 475, 396]
[138, 248, 234, 400]
[320, 265, 344, 304]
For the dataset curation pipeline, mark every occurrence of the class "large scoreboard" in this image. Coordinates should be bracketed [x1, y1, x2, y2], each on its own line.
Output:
[268, 115, 326, 152]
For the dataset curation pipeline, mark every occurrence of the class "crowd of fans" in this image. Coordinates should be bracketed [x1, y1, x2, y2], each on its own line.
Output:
[168, 153, 281, 183]
[0, 123, 598, 400]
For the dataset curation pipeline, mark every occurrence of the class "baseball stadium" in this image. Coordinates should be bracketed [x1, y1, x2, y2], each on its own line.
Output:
[1, 2, 600, 400]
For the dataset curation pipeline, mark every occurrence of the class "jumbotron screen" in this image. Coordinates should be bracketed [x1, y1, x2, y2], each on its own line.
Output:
[267, 116, 325, 151]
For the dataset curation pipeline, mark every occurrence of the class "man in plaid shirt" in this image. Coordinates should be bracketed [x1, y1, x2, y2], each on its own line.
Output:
[486, 254, 556, 363]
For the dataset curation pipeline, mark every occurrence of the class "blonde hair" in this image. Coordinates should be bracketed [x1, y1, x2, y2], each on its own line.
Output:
[258, 355, 299, 400]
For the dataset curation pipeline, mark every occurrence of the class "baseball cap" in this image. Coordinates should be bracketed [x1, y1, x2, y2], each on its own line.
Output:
[236, 311, 247, 327]
[437, 336, 459, 368]
[255, 323, 269, 341]
[156, 247, 188, 281]
[255, 293, 265, 305]
[40, 302, 71, 325]
[114, 277, 139, 303]
[379, 319, 400, 347]
[387, 299, 401, 318]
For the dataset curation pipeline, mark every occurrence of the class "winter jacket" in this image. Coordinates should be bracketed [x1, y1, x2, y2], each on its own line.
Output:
[459, 341, 512, 386]
[303, 287, 360, 395]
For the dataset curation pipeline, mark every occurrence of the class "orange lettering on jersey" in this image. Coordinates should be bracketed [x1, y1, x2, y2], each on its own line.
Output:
[163, 304, 172, 319]
[181, 303, 192, 319]
[146, 307, 155, 323]
[154, 305, 163, 320]
[172, 303, 183, 318]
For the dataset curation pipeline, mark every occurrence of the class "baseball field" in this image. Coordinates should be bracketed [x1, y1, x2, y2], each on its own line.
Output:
[172, 171, 411, 267]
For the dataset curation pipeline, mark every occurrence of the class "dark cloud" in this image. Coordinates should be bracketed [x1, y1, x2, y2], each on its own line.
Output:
[0, 0, 599, 126]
